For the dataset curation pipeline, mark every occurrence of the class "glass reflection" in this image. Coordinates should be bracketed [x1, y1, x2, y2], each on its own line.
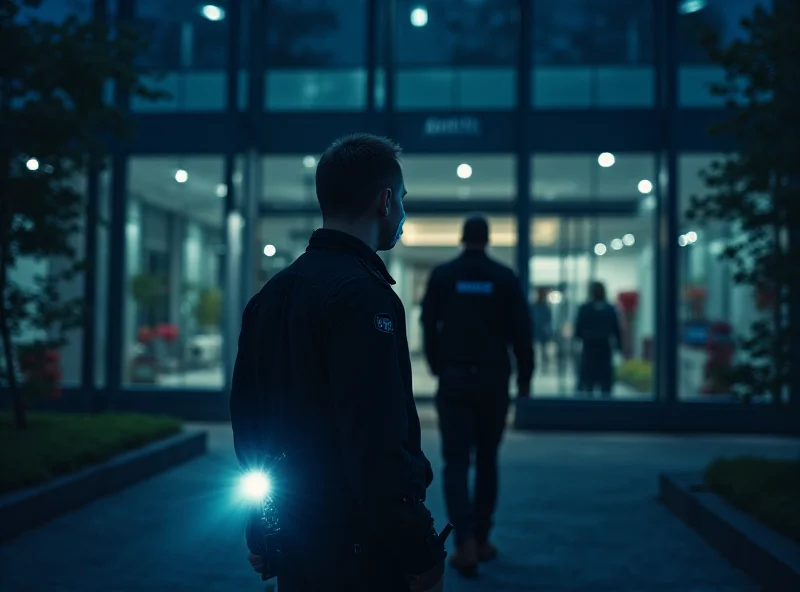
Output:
[532, 0, 655, 108]
[265, 0, 367, 110]
[394, 0, 519, 110]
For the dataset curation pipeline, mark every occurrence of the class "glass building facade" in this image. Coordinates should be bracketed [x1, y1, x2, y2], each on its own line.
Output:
[14, 0, 796, 431]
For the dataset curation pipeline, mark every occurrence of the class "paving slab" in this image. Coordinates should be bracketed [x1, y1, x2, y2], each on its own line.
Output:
[0, 421, 797, 592]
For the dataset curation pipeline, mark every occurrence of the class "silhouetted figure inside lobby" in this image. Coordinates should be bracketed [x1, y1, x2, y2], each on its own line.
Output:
[230, 134, 448, 592]
[531, 286, 554, 372]
[574, 281, 623, 398]
[421, 215, 534, 577]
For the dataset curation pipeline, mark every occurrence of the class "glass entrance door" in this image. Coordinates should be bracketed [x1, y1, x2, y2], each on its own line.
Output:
[530, 216, 655, 400]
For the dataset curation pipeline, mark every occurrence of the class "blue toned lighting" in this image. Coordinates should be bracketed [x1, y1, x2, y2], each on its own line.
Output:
[240, 470, 271, 501]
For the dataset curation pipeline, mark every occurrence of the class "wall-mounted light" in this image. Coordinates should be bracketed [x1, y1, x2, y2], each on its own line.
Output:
[201, 4, 225, 22]
[175, 169, 189, 183]
[678, 0, 707, 16]
[410, 7, 428, 27]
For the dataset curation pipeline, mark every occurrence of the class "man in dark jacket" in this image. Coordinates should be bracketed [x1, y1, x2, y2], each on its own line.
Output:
[421, 216, 534, 577]
[230, 134, 446, 592]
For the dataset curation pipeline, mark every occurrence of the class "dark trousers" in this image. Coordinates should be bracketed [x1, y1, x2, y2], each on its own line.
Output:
[436, 368, 509, 547]
[578, 341, 614, 395]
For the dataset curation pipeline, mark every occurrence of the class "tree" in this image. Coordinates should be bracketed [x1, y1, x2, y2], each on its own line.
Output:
[0, 0, 159, 429]
[685, 0, 800, 405]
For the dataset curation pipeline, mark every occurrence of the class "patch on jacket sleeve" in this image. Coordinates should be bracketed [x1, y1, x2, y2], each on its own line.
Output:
[374, 313, 395, 334]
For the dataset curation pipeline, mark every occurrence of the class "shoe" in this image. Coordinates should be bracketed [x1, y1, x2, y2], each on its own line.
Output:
[448, 538, 479, 578]
[478, 542, 498, 562]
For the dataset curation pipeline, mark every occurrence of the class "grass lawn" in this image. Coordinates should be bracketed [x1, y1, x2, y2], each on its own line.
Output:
[705, 456, 800, 545]
[0, 412, 183, 495]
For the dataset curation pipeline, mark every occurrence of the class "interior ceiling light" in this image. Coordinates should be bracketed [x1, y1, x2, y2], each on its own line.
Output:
[597, 152, 615, 168]
[456, 163, 473, 179]
[400, 219, 558, 247]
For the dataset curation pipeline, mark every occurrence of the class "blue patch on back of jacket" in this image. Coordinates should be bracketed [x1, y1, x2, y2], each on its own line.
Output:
[456, 281, 494, 295]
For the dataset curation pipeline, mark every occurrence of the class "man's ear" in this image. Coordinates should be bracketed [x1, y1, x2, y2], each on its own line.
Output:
[377, 188, 392, 217]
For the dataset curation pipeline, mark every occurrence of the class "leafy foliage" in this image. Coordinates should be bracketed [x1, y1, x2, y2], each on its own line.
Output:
[705, 456, 800, 544]
[193, 286, 222, 331]
[0, 0, 162, 427]
[685, 1, 800, 403]
[129, 273, 168, 326]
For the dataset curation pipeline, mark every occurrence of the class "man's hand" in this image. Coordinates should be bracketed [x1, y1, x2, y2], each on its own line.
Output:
[408, 558, 444, 592]
[247, 553, 274, 582]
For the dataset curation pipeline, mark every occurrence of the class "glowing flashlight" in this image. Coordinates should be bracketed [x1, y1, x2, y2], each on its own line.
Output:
[240, 453, 287, 583]
[241, 470, 271, 502]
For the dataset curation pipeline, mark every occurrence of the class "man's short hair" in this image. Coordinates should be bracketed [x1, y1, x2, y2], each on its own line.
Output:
[315, 133, 403, 219]
[462, 215, 490, 245]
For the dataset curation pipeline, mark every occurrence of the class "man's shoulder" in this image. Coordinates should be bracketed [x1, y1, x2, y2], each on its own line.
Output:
[286, 251, 395, 308]
[483, 257, 517, 284]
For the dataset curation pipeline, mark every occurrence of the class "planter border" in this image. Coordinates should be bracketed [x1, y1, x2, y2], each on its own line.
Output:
[0, 430, 207, 543]
[659, 472, 800, 591]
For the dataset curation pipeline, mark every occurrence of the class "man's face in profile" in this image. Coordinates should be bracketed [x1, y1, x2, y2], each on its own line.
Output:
[378, 173, 407, 251]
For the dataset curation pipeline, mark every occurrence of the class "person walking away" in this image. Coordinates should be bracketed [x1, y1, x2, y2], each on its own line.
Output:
[574, 281, 622, 398]
[231, 134, 447, 592]
[531, 287, 553, 372]
[421, 215, 534, 578]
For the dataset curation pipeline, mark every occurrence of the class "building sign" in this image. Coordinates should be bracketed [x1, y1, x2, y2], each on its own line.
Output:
[423, 116, 482, 137]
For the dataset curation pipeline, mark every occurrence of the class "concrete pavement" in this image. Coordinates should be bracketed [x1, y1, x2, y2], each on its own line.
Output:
[1, 418, 797, 591]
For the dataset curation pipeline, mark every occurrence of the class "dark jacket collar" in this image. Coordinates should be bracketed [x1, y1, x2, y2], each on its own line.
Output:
[306, 228, 396, 285]
[459, 249, 488, 259]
